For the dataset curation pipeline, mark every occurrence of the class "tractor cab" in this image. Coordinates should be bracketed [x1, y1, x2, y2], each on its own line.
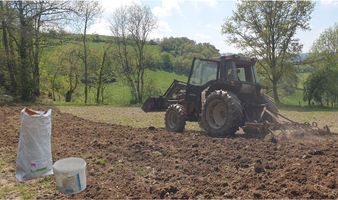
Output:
[188, 55, 259, 86]
[184, 55, 261, 120]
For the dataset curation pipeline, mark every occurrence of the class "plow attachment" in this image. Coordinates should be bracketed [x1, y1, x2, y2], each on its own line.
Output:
[243, 107, 332, 137]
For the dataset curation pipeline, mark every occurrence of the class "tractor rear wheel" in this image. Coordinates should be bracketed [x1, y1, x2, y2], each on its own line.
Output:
[165, 104, 186, 133]
[200, 90, 243, 137]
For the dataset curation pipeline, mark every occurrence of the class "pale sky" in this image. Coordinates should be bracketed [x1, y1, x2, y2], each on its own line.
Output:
[88, 0, 338, 54]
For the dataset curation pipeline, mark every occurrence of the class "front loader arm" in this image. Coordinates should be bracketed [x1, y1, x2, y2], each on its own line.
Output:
[141, 80, 186, 112]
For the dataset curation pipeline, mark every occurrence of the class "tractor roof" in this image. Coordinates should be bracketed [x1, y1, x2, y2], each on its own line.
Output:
[210, 54, 257, 63]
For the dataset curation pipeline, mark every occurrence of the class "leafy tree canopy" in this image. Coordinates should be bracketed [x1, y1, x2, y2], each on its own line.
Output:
[222, 1, 314, 104]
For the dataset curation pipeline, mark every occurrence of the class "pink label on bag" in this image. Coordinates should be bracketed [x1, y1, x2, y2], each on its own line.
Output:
[30, 160, 48, 173]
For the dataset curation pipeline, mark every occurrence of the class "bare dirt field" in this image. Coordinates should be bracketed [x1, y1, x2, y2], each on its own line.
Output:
[57, 106, 338, 133]
[1, 106, 338, 199]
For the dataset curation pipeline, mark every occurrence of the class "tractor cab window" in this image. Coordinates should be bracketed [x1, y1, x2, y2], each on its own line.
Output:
[237, 67, 249, 82]
[226, 61, 236, 80]
[189, 59, 218, 86]
[227, 61, 259, 83]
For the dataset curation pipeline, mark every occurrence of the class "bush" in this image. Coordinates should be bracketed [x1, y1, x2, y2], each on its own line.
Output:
[304, 68, 338, 107]
[143, 79, 162, 100]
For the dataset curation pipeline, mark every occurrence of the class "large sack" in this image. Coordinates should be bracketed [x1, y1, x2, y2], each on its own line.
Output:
[16, 108, 53, 181]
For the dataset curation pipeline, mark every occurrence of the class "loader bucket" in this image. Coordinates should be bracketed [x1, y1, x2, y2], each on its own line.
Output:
[142, 96, 168, 112]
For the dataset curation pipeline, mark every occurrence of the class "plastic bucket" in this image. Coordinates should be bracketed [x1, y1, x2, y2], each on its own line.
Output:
[53, 157, 86, 194]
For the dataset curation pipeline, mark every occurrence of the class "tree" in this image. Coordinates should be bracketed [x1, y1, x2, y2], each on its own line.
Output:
[59, 46, 82, 102]
[16, 1, 33, 101]
[222, 1, 314, 104]
[32, 1, 75, 97]
[161, 52, 173, 71]
[144, 46, 163, 70]
[304, 69, 338, 107]
[110, 3, 157, 103]
[1, 1, 73, 101]
[96, 45, 112, 104]
[158, 37, 220, 75]
[303, 24, 338, 107]
[0, 1, 17, 94]
[40, 47, 62, 101]
[74, 1, 102, 104]
[308, 23, 338, 69]
[128, 4, 157, 102]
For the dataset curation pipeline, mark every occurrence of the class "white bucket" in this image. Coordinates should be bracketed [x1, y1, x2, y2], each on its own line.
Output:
[53, 157, 86, 194]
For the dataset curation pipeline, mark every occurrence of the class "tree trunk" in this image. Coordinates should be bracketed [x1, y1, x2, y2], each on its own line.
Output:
[101, 86, 104, 103]
[96, 48, 108, 104]
[126, 76, 138, 103]
[65, 90, 72, 102]
[66, 73, 78, 102]
[52, 72, 57, 101]
[1, 1, 17, 94]
[140, 62, 145, 103]
[139, 48, 145, 103]
[83, 15, 88, 104]
[96, 84, 100, 104]
[272, 81, 280, 104]
[18, 1, 31, 101]
[135, 63, 141, 103]
[32, 15, 41, 97]
[135, 44, 145, 103]
[8, 33, 17, 79]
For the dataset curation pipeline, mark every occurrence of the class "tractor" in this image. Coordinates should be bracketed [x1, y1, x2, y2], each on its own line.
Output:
[142, 54, 279, 137]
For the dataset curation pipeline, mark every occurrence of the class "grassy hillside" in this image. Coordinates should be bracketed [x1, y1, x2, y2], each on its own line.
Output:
[144, 69, 188, 92]
[40, 35, 222, 106]
[41, 37, 309, 107]
[53, 69, 187, 106]
[51, 68, 309, 106]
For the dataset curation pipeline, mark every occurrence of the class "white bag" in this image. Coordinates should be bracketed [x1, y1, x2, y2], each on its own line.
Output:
[16, 108, 53, 181]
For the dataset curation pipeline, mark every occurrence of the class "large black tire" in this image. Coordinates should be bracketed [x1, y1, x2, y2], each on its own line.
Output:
[261, 94, 278, 123]
[165, 104, 186, 133]
[200, 90, 243, 137]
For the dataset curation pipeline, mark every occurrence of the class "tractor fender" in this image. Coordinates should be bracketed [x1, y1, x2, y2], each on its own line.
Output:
[200, 86, 210, 112]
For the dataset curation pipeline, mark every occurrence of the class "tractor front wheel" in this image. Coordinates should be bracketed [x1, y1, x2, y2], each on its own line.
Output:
[200, 90, 243, 137]
[165, 104, 186, 133]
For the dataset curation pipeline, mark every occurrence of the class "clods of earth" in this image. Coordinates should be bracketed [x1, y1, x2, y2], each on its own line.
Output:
[0, 106, 337, 199]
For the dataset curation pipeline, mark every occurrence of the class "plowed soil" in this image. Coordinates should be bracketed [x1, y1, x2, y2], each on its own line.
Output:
[1, 106, 337, 199]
